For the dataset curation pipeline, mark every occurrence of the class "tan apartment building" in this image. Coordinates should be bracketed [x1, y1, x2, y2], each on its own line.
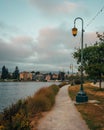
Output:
[20, 71, 32, 81]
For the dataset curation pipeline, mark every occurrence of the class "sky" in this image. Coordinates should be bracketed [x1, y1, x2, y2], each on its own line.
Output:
[0, 0, 104, 73]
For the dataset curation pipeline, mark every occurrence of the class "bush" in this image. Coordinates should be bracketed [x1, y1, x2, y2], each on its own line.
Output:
[12, 110, 30, 130]
[74, 79, 81, 85]
[2, 100, 29, 130]
[3, 99, 27, 121]
[50, 84, 59, 95]
[59, 82, 67, 88]
[0, 125, 5, 130]
[35, 87, 55, 105]
[70, 81, 75, 86]
[27, 85, 59, 114]
[32, 95, 51, 112]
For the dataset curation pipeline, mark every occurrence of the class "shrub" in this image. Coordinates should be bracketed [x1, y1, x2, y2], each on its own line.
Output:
[43, 89, 55, 106]
[70, 81, 75, 86]
[12, 110, 30, 130]
[27, 85, 59, 114]
[74, 79, 81, 85]
[50, 84, 59, 95]
[3, 99, 27, 121]
[59, 82, 67, 88]
[0, 125, 5, 130]
[32, 95, 51, 112]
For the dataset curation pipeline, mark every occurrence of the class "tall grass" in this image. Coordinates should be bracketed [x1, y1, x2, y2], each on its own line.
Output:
[0, 84, 59, 130]
[58, 82, 68, 88]
[27, 85, 58, 115]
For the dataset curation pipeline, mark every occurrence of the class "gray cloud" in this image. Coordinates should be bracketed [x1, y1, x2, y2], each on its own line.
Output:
[0, 36, 38, 71]
[36, 26, 74, 64]
[0, 25, 75, 72]
[0, 24, 98, 72]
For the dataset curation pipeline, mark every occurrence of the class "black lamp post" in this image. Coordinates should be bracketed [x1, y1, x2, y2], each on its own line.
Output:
[72, 17, 88, 103]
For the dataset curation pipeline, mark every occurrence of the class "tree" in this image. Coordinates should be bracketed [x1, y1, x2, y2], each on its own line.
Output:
[13, 66, 19, 80]
[1, 66, 9, 80]
[96, 32, 104, 42]
[73, 33, 104, 89]
[58, 71, 65, 81]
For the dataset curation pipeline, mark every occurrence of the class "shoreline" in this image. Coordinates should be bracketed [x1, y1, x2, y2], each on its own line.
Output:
[0, 83, 62, 130]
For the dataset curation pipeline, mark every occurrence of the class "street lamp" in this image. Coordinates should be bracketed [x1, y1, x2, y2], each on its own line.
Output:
[70, 64, 73, 75]
[72, 17, 88, 103]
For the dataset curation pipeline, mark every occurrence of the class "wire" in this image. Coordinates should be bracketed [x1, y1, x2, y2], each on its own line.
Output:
[85, 5, 104, 29]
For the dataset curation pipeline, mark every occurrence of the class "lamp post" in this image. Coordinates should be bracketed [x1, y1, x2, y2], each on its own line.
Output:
[72, 17, 88, 103]
[70, 64, 73, 75]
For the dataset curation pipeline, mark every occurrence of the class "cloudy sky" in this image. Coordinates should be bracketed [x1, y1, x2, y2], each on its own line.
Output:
[0, 0, 104, 72]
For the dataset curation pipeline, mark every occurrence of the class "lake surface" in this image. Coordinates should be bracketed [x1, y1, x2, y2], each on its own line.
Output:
[0, 81, 58, 112]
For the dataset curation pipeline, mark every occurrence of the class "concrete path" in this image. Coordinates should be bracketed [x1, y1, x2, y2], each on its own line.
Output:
[37, 85, 89, 130]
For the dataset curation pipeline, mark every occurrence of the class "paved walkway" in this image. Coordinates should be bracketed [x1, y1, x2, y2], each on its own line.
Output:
[37, 85, 89, 130]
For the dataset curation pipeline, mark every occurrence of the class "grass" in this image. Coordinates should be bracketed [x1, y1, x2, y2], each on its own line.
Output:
[68, 83, 104, 130]
[28, 84, 59, 115]
[0, 84, 60, 130]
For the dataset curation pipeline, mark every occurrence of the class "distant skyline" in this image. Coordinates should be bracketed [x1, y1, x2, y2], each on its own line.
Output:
[0, 0, 104, 72]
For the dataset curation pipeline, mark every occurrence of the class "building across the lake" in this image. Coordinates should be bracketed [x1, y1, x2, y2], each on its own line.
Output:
[20, 71, 32, 81]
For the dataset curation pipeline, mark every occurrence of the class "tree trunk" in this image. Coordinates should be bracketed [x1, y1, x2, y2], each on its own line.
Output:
[99, 80, 101, 89]
[99, 74, 102, 89]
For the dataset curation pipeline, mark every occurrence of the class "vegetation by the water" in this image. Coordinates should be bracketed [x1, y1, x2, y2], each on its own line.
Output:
[68, 83, 104, 130]
[0, 84, 60, 130]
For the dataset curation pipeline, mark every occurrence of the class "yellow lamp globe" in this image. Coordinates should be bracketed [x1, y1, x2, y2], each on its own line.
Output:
[72, 27, 78, 36]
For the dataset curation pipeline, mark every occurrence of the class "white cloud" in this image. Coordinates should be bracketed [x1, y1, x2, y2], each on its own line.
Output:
[29, 0, 79, 16]
[84, 32, 98, 45]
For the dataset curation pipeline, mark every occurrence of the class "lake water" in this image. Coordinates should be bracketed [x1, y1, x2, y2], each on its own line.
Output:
[0, 81, 58, 112]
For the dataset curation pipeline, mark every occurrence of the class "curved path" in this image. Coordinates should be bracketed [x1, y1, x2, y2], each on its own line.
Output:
[37, 85, 89, 130]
